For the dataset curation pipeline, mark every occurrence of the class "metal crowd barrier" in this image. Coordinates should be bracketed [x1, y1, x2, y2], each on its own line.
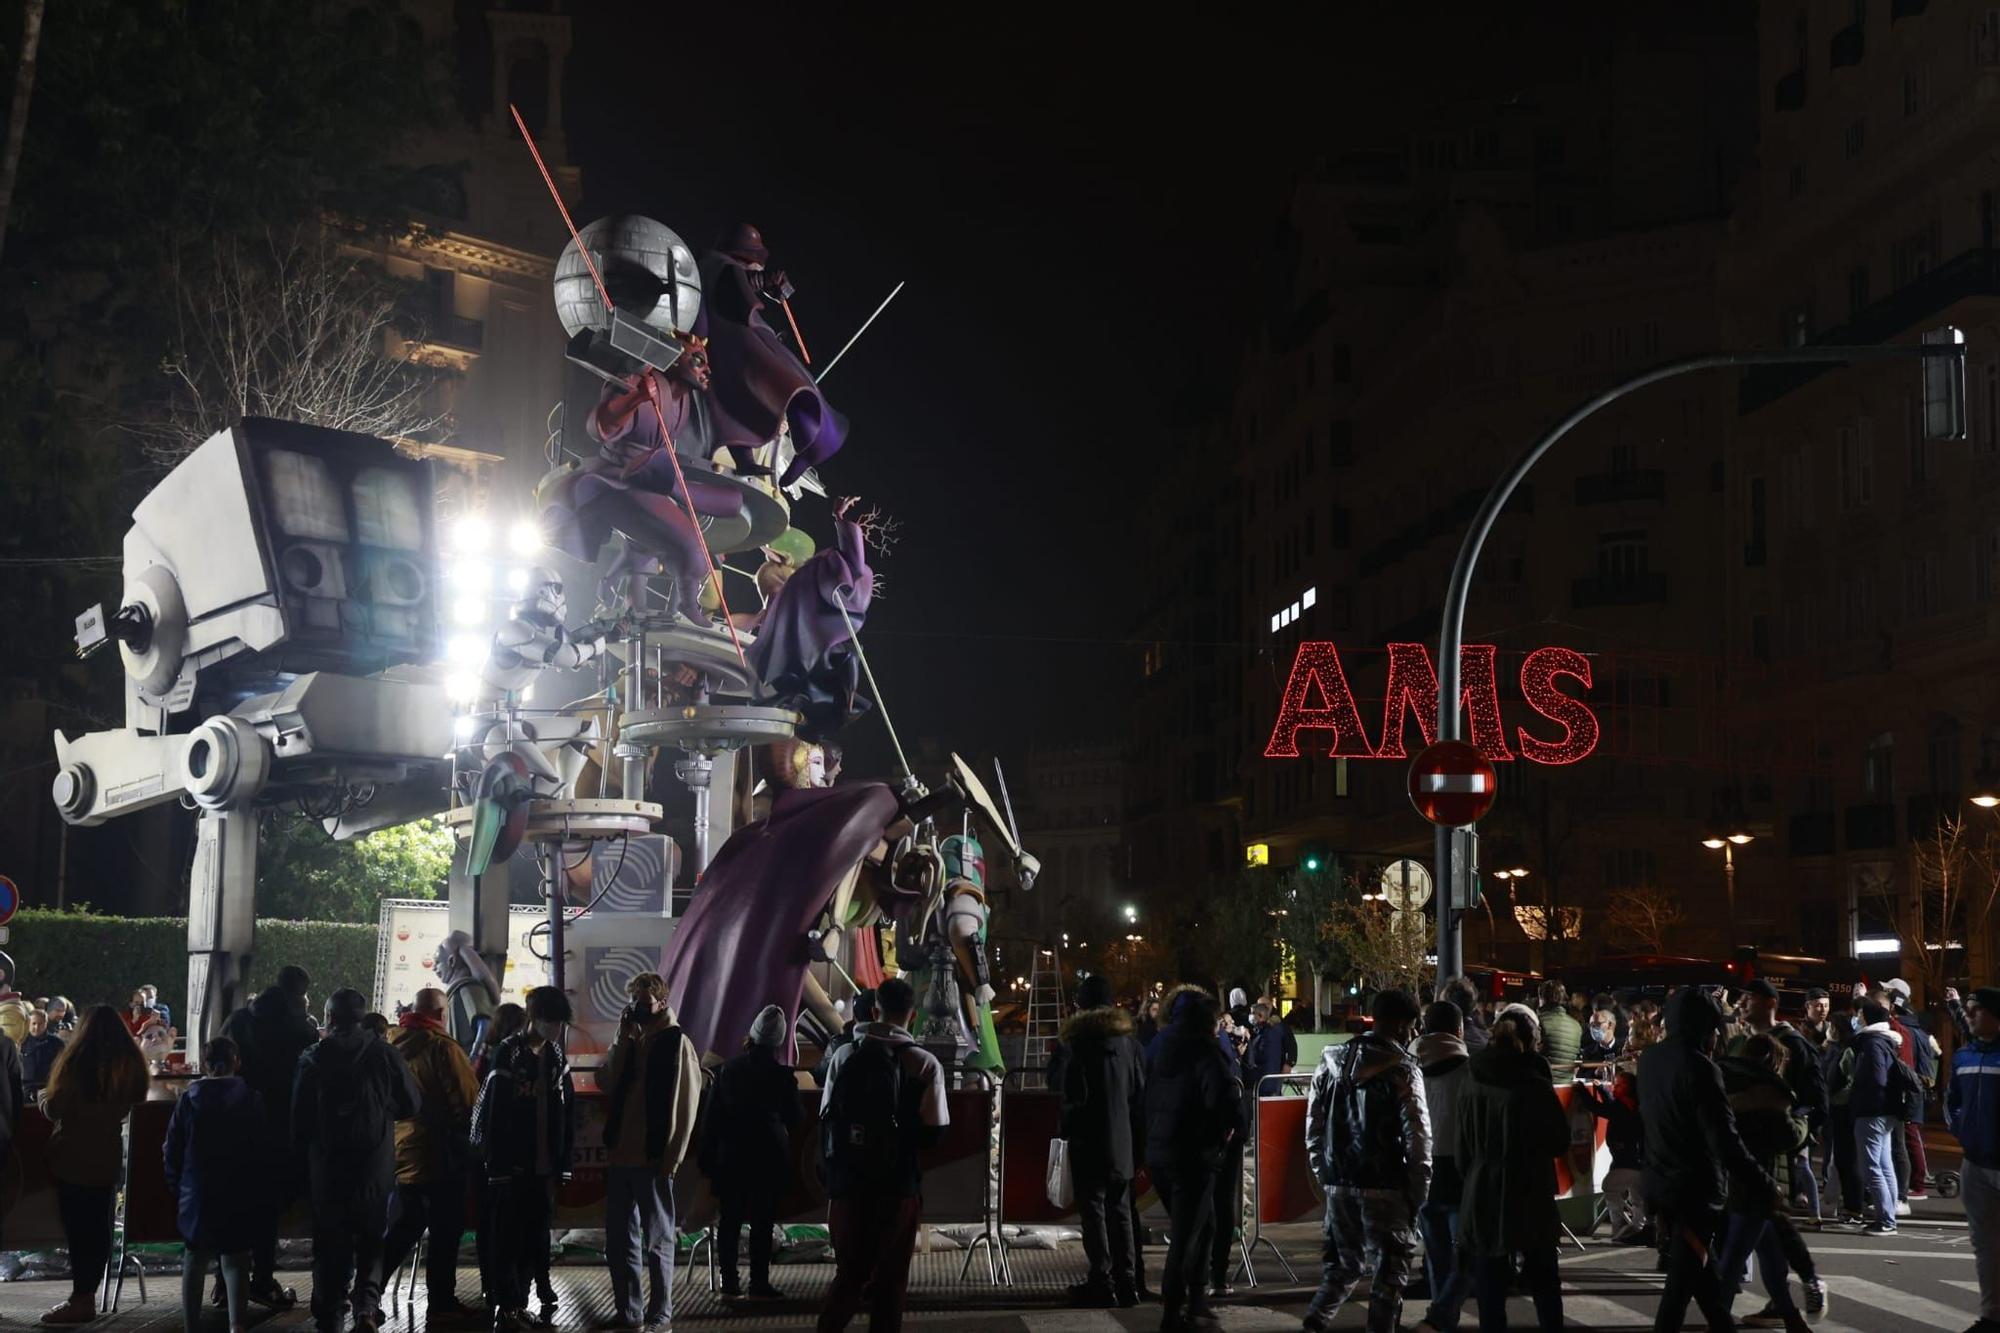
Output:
[1241, 1073, 1316, 1286]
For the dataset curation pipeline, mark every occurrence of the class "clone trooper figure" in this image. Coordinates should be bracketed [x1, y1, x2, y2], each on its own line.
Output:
[469, 568, 608, 797]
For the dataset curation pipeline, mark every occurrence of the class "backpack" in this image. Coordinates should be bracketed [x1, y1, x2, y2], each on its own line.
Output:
[1886, 1055, 1926, 1121]
[316, 1041, 390, 1159]
[1907, 1022, 1939, 1088]
[823, 1036, 905, 1197]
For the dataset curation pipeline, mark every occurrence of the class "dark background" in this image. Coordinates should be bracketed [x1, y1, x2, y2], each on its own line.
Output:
[561, 6, 1384, 769]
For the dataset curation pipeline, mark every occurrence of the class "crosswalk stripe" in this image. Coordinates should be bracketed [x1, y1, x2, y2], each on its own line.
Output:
[1946, 1279, 1983, 1293]
[1212, 1305, 1300, 1331]
[1777, 1244, 1975, 1260]
[1020, 1314, 1122, 1331]
[1824, 1273, 1977, 1328]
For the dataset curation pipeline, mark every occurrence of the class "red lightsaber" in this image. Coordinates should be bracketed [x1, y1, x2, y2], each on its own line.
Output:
[780, 298, 811, 364]
[508, 104, 748, 672]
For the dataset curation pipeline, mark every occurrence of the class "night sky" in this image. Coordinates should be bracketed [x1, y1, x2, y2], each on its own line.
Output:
[562, 6, 1368, 775]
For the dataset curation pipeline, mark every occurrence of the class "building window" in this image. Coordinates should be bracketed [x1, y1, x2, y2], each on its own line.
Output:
[1843, 119, 1866, 159]
[1609, 442, 1638, 474]
[1846, 264, 1870, 318]
[1788, 162, 1807, 197]
[1750, 613, 1771, 662]
[1908, 391, 1936, 485]
[1781, 451, 1814, 530]
[1863, 733, 1895, 800]
[1746, 475, 1768, 563]
[1892, 223, 1938, 286]
[1838, 422, 1873, 508]
[1784, 597, 1816, 654]
[1904, 552, 1941, 618]
[1904, 69, 1927, 116]
[1597, 530, 1651, 585]
[1783, 305, 1810, 346]
[1977, 530, 2000, 602]
[1841, 572, 1874, 638]
[1331, 345, 1352, 384]
[1929, 721, 1962, 795]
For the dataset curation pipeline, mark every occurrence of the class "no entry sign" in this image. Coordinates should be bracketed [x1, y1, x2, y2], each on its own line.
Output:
[1408, 741, 1498, 827]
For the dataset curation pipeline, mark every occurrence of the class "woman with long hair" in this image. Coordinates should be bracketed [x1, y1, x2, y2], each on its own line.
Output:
[1454, 1004, 1571, 1331]
[40, 1004, 151, 1324]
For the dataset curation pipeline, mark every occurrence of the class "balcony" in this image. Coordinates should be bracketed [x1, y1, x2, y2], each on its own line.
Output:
[1570, 570, 1668, 609]
[1789, 812, 1836, 856]
[1844, 802, 1898, 850]
[1830, 22, 1864, 68]
[1773, 68, 1807, 112]
[426, 313, 485, 352]
[1575, 469, 1666, 506]
[1741, 248, 2000, 415]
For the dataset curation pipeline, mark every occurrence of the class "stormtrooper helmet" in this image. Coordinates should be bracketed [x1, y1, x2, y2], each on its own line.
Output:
[515, 566, 566, 625]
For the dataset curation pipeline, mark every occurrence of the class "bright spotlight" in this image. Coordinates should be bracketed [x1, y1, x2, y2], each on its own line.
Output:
[452, 715, 477, 743]
[452, 515, 491, 555]
[447, 634, 486, 668]
[451, 597, 487, 627]
[445, 671, 481, 703]
[506, 566, 531, 594]
[508, 519, 543, 556]
[448, 561, 492, 592]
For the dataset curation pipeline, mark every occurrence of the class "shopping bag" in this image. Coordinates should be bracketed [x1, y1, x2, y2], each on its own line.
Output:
[1046, 1137, 1075, 1209]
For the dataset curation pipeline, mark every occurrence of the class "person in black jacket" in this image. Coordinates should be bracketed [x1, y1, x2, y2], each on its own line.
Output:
[472, 986, 575, 1331]
[1639, 987, 1775, 1333]
[292, 988, 421, 1333]
[1302, 989, 1429, 1333]
[1057, 973, 1146, 1309]
[1438, 977, 1489, 1054]
[164, 1037, 267, 1333]
[221, 964, 318, 1309]
[702, 1004, 802, 1301]
[1143, 987, 1243, 1333]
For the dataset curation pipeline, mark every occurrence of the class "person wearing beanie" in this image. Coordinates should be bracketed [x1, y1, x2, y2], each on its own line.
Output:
[595, 974, 701, 1327]
[1947, 986, 2000, 1331]
[1056, 972, 1146, 1309]
[702, 1004, 802, 1301]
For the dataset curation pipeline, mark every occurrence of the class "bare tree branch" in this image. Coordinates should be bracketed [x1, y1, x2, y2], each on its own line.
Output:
[132, 225, 452, 465]
[1603, 885, 1686, 954]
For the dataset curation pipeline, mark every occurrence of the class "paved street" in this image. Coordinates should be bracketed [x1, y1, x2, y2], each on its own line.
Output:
[0, 1208, 1982, 1331]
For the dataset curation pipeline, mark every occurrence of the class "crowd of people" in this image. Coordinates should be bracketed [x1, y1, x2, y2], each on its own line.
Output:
[0, 963, 1994, 1333]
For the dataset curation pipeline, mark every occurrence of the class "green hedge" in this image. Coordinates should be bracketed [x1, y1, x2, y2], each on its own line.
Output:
[11, 909, 379, 1017]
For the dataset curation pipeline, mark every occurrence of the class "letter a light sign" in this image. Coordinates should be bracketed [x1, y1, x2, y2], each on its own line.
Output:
[1263, 641, 1600, 766]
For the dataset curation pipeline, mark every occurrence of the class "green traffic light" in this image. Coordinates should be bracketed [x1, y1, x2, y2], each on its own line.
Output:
[1304, 856, 1321, 871]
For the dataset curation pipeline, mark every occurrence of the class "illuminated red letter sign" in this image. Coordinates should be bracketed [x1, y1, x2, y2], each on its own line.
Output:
[1263, 641, 1600, 767]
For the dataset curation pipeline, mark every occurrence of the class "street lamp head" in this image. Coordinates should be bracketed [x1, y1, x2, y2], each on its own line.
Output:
[1702, 837, 1727, 850]
[1505, 866, 1529, 878]
[1974, 793, 2000, 809]
[1727, 833, 1754, 845]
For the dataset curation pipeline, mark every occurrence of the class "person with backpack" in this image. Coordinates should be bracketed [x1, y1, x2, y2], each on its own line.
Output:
[377, 987, 481, 1324]
[1717, 1034, 1820, 1332]
[1301, 989, 1429, 1333]
[1055, 973, 1146, 1309]
[815, 976, 949, 1333]
[292, 987, 421, 1333]
[471, 986, 575, 1331]
[599, 973, 705, 1327]
[702, 1003, 802, 1301]
[1412, 1000, 1474, 1333]
[164, 1037, 268, 1333]
[1145, 987, 1244, 1333]
[221, 963, 319, 1311]
[1883, 978, 1940, 1201]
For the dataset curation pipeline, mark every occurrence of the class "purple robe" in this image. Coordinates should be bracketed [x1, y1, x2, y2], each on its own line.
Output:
[661, 782, 902, 1062]
[697, 251, 849, 486]
[746, 518, 873, 740]
[541, 376, 744, 574]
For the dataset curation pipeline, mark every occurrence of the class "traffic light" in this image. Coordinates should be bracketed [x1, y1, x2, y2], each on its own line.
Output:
[1300, 842, 1328, 874]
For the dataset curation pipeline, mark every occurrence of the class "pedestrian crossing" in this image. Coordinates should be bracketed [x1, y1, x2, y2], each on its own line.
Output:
[1000, 1270, 1983, 1331]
